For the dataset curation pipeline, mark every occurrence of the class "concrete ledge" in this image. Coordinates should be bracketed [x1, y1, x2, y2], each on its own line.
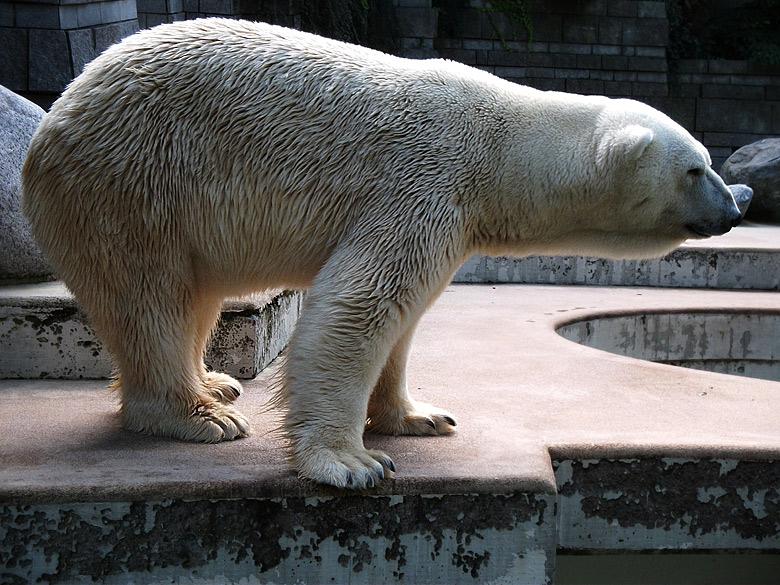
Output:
[0, 283, 302, 379]
[454, 223, 780, 289]
[558, 309, 780, 381]
[1, 493, 555, 584]
[2, 284, 780, 583]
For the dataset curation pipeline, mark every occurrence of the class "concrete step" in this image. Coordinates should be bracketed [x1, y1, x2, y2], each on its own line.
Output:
[455, 223, 780, 289]
[2, 285, 780, 584]
[0, 284, 302, 379]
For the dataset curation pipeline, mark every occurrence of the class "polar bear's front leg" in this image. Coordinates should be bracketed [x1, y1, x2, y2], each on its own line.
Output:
[366, 322, 457, 436]
[280, 240, 458, 488]
[282, 292, 400, 489]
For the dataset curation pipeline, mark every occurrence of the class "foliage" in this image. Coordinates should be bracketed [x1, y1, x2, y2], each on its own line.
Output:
[667, 0, 780, 67]
[480, 0, 533, 49]
[299, 0, 396, 52]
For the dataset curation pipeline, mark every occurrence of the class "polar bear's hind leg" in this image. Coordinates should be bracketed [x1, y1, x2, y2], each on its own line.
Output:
[110, 281, 250, 443]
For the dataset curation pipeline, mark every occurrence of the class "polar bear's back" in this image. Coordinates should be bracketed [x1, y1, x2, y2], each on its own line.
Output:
[22, 19, 515, 289]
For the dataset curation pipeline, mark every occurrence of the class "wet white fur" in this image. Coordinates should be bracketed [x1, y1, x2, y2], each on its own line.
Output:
[21, 18, 739, 488]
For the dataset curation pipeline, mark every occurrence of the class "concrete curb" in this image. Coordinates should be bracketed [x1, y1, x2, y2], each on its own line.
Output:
[0, 283, 302, 379]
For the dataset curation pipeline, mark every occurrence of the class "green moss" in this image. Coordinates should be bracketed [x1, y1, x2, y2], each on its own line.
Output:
[667, 0, 780, 67]
[480, 0, 533, 50]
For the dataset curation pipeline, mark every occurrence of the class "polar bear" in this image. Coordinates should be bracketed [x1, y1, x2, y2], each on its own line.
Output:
[22, 18, 748, 489]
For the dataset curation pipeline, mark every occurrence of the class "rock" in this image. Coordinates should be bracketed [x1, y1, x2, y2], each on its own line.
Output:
[728, 184, 753, 218]
[721, 138, 780, 223]
[0, 85, 54, 282]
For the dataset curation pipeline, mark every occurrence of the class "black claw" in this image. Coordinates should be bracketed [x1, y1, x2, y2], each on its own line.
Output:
[426, 418, 436, 429]
[366, 475, 375, 489]
[346, 472, 355, 486]
[377, 467, 385, 481]
[229, 385, 241, 398]
[386, 459, 396, 473]
[444, 416, 456, 427]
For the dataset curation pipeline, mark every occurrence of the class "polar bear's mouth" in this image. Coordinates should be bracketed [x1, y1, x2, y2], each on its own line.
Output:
[685, 224, 713, 238]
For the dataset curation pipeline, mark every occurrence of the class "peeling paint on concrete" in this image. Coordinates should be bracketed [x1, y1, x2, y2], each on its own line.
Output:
[557, 311, 780, 381]
[453, 249, 780, 290]
[555, 459, 780, 551]
[0, 286, 302, 380]
[0, 305, 111, 379]
[0, 493, 554, 584]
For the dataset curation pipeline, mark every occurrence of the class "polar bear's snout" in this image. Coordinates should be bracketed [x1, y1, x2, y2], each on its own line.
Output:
[685, 172, 752, 238]
[729, 184, 753, 221]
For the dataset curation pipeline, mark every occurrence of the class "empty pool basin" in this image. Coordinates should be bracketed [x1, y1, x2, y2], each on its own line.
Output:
[557, 310, 780, 382]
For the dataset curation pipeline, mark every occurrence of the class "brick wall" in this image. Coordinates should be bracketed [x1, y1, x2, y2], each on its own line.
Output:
[0, 0, 138, 103]
[430, 0, 780, 168]
[2, 0, 779, 166]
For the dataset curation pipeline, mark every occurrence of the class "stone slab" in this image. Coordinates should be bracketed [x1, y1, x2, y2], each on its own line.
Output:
[3, 285, 780, 502]
[2, 284, 780, 582]
[0, 283, 302, 379]
[454, 223, 780, 289]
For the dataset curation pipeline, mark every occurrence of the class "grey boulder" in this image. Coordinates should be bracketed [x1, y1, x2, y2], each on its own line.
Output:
[721, 138, 780, 223]
[729, 184, 753, 218]
[0, 85, 54, 282]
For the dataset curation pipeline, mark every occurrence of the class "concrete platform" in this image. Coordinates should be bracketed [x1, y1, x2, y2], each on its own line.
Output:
[0, 284, 302, 379]
[2, 224, 780, 584]
[3, 285, 780, 583]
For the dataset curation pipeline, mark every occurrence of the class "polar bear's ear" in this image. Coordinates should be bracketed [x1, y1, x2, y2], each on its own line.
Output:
[597, 125, 654, 168]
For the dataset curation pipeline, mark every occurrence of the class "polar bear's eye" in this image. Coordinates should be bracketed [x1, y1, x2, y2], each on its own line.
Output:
[687, 167, 705, 177]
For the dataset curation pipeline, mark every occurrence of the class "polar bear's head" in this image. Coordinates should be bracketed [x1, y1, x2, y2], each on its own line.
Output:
[584, 100, 750, 259]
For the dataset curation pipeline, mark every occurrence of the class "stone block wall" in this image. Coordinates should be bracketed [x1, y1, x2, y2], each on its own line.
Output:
[436, 0, 669, 97]
[136, 0, 183, 28]
[670, 59, 780, 166]
[180, 0, 234, 19]
[1, 0, 778, 165]
[394, 0, 439, 58]
[432, 0, 780, 168]
[178, 0, 299, 28]
[0, 0, 138, 105]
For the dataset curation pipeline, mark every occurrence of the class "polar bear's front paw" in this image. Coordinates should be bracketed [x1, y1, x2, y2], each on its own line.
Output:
[296, 446, 396, 489]
[203, 371, 243, 404]
[366, 400, 457, 437]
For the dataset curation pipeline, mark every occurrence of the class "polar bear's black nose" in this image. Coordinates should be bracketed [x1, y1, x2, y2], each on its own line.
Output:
[729, 184, 753, 225]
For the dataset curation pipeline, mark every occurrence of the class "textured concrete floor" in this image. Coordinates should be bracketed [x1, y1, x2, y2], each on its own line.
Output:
[3, 225, 780, 584]
[2, 283, 780, 504]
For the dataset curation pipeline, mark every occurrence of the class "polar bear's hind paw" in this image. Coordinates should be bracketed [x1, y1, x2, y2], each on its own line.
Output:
[410, 412, 457, 436]
[367, 401, 457, 437]
[203, 371, 243, 404]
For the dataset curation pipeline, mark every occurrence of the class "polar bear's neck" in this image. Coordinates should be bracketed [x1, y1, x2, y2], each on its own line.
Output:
[463, 84, 614, 257]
